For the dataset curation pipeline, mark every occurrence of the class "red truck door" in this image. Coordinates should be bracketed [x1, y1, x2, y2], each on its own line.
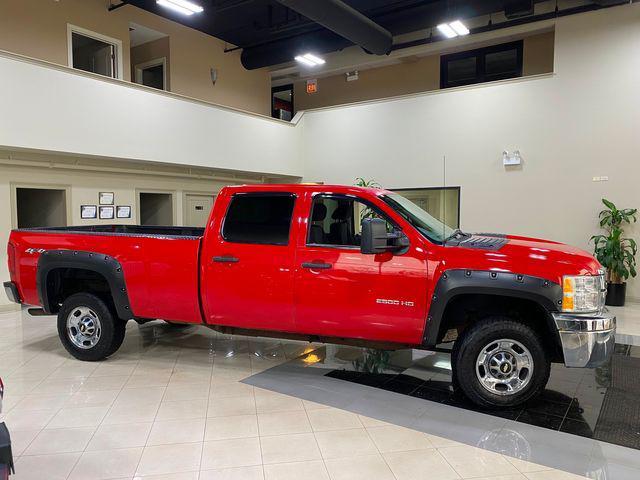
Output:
[294, 193, 429, 345]
[201, 192, 298, 332]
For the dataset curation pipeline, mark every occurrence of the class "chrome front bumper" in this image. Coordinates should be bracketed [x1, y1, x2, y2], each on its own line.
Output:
[553, 309, 616, 368]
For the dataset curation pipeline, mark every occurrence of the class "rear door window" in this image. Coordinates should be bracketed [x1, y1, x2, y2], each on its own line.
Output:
[222, 194, 295, 245]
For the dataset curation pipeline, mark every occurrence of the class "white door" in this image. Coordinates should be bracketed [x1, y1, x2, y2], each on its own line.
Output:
[186, 195, 214, 227]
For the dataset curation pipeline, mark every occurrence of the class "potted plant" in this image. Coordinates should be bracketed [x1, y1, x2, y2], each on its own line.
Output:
[591, 198, 637, 306]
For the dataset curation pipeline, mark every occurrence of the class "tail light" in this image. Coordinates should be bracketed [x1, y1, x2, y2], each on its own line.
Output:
[7, 243, 16, 279]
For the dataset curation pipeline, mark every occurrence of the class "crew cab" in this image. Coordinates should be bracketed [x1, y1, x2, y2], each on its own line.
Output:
[4, 184, 615, 407]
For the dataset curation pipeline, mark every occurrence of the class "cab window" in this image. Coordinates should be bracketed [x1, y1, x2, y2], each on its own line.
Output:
[307, 195, 395, 247]
[223, 193, 295, 245]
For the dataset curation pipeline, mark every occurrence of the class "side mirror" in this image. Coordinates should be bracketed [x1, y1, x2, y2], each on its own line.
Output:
[361, 218, 388, 254]
[361, 218, 410, 255]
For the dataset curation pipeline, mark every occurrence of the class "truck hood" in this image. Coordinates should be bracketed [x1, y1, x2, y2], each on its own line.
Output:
[441, 233, 602, 284]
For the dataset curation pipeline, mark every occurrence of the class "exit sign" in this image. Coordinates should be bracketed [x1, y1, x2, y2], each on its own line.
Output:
[306, 79, 318, 94]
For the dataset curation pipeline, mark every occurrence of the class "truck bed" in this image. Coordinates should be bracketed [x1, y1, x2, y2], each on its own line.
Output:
[9, 225, 204, 324]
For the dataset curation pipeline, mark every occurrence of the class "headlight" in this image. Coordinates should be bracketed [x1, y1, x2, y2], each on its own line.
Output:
[562, 273, 606, 313]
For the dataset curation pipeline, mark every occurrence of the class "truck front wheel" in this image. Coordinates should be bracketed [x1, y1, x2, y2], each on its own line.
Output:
[57, 293, 126, 361]
[452, 317, 550, 408]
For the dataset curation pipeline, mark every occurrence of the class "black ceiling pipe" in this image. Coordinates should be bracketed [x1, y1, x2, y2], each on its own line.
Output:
[275, 0, 393, 55]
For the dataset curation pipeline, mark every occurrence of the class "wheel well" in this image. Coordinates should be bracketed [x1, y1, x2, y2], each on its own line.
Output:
[45, 268, 114, 313]
[437, 294, 563, 362]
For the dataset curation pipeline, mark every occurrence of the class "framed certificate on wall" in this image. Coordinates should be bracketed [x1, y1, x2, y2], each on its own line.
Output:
[99, 192, 114, 205]
[116, 206, 131, 219]
[80, 205, 97, 219]
[99, 206, 115, 219]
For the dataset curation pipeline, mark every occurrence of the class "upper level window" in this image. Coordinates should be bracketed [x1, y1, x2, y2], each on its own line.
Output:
[308, 195, 395, 247]
[67, 25, 123, 79]
[223, 194, 295, 245]
[441, 41, 523, 89]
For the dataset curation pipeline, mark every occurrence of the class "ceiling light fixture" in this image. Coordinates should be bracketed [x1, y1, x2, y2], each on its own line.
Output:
[449, 20, 470, 36]
[295, 53, 326, 67]
[437, 20, 470, 38]
[156, 0, 204, 16]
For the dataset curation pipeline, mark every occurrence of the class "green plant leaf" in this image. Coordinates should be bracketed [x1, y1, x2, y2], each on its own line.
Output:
[602, 198, 616, 210]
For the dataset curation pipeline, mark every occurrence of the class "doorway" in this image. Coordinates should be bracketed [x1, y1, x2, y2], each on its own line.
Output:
[271, 84, 294, 121]
[135, 58, 166, 90]
[16, 188, 68, 228]
[139, 192, 174, 226]
[185, 194, 214, 227]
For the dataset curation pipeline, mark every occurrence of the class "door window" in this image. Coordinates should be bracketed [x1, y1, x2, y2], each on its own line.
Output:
[223, 194, 295, 245]
[307, 195, 395, 247]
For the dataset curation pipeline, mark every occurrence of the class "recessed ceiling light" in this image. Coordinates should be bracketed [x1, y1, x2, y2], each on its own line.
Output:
[156, 0, 204, 16]
[437, 20, 470, 38]
[437, 23, 457, 39]
[295, 55, 316, 67]
[295, 53, 326, 67]
[450, 20, 470, 36]
[302, 53, 325, 65]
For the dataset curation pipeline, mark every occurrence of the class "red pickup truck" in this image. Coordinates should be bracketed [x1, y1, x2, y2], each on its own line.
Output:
[5, 184, 615, 407]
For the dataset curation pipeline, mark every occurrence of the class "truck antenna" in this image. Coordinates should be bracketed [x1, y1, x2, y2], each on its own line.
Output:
[443, 154, 447, 244]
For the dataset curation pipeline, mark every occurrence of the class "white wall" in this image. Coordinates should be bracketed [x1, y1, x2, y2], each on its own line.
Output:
[300, 4, 640, 299]
[0, 52, 303, 177]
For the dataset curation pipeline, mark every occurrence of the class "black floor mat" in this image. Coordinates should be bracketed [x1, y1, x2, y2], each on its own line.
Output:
[325, 343, 640, 450]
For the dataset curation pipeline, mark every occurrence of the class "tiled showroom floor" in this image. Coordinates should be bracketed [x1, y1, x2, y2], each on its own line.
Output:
[1, 305, 639, 480]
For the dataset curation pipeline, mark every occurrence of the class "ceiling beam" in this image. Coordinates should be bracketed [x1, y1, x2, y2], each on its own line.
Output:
[274, 0, 393, 55]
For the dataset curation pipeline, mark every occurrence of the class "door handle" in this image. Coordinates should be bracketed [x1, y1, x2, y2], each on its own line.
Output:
[301, 262, 332, 270]
[213, 255, 239, 263]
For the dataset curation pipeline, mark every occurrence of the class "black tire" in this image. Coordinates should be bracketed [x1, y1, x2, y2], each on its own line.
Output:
[57, 293, 126, 361]
[452, 316, 550, 408]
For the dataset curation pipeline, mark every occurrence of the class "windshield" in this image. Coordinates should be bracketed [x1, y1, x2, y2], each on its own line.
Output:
[381, 193, 455, 243]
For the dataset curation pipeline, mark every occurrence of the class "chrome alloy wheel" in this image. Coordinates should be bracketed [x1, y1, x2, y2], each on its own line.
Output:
[475, 339, 533, 396]
[66, 306, 102, 349]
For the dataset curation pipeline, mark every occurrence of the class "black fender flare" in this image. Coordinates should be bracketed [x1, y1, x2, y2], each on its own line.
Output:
[422, 269, 563, 347]
[37, 249, 133, 319]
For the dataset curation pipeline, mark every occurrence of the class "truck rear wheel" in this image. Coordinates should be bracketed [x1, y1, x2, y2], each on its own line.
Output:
[452, 317, 550, 408]
[57, 293, 126, 361]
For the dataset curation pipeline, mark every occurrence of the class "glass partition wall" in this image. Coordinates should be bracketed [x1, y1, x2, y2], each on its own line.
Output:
[391, 187, 460, 229]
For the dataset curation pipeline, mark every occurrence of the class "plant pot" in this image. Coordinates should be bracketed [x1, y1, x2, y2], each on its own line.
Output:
[605, 282, 626, 307]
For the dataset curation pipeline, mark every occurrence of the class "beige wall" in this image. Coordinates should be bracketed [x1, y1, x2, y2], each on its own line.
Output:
[294, 55, 441, 111]
[131, 36, 170, 89]
[294, 32, 554, 111]
[523, 31, 555, 76]
[0, 0, 270, 115]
